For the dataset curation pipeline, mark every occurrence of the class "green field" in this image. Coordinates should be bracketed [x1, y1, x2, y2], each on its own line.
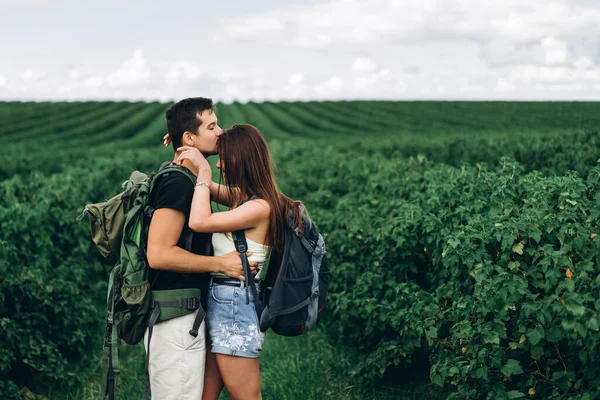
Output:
[1, 101, 600, 399]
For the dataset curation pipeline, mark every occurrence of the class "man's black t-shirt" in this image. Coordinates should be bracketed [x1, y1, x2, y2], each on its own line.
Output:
[147, 167, 211, 295]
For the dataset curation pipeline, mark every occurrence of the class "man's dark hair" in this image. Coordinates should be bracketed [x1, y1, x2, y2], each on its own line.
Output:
[166, 97, 215, 151]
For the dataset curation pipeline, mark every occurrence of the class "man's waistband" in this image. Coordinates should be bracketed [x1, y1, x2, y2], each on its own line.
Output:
[210, 276, 259, 288]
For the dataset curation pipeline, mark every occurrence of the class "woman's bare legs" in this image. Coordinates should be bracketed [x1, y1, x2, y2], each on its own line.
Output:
[215, 354, 262, 400]
[202, 346, 225, 400]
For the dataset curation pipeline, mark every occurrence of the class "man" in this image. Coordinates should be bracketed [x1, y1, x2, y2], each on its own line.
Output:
[145, 97, 257, 399]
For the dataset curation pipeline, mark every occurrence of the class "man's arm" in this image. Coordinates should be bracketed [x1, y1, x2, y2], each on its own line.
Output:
[146, 208, 255, 280]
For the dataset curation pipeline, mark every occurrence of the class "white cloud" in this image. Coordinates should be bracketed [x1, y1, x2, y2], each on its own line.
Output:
[314, 76, 343, 98]
[105, 48, 151, 88]
[217, 71, 243, 83]
[204, 0, 599, 100]
[496, 77, 515, 93]
[482, 39, 543, 67]
[287, 32, 333, 48]
[574, 56, 593, 69]
[510, 65, 600, 83]
[288, 72, 304, 86]
[541, 36, 568, 64]
[458, 78, 483, 93]
[353, 68, 404, 96]
[220, 0, 600, 49]
[165, 62, 202, 85]
[0, 75, 7, 88]
[68, 68, 81, 79]
[352, 57, 378, 74]
[84, 76, 104, 89]
[215, 16, 286, 41]
[22, 68, 46, 83]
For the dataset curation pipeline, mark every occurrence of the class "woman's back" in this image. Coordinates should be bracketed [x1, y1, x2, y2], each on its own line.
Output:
[211, 232, 270, 277]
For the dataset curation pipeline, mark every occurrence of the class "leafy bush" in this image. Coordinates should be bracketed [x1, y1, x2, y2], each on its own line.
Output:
[1, 100, 600, 399]
[0, 155, 163, 396]
[273, 143, 600, 399]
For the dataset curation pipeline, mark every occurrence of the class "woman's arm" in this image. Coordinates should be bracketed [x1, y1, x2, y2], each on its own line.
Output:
[176, 146, 270, 233]
[188, 186, 269, 233]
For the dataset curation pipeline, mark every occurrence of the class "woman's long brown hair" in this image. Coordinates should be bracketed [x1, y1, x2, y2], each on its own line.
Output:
[217, 124, 302, 252]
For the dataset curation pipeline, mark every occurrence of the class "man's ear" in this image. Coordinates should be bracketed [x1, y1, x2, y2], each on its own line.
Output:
[182, 131, 196, 146]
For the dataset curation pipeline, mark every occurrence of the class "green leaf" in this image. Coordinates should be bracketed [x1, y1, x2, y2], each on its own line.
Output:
[529, 228, 542, 243]
[512, 242, 524, 255]
[564, 293, 585, 316]
[527, 325, 544, 346]
[483, 331, 500, 344]
[586, 317, 599, 331]
[448, 238, 460, 249]
[501, 359, 523, 377]
[531, 346, 544, 361]
[558, 278, 575, 293]
[561, 317, 577, 331]
[425, 327, 438, 339]
[507, 391, 526, 399]
[431, 372, 444, 387]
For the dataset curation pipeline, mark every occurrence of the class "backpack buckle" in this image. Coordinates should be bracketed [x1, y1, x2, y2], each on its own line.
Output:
[143, 205, 155, 218]
[181, 297, 200, 310]
[136, 252, 146, 263]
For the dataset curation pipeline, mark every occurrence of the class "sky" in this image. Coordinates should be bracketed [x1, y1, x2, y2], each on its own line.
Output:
[0, 0, 599, 102]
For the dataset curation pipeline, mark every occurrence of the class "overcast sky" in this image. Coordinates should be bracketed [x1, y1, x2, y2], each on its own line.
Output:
[1, 0, 599, 102]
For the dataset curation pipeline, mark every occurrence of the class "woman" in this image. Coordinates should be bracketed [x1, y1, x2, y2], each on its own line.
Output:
[175, 124, 299, 400]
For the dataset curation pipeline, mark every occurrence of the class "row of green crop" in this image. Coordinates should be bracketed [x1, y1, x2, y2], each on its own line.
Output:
[251, 100, 600, 138]
[0, 103, 167, 180]
[2, 101, 599, 181]
[269, 143, 600, 399]
[1, 102, 109, 139]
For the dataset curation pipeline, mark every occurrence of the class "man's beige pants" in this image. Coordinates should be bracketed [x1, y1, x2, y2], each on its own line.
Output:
[144, 312, 206, 399]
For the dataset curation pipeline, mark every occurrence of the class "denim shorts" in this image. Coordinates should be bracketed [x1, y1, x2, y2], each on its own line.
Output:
[206, 279, 265, 358]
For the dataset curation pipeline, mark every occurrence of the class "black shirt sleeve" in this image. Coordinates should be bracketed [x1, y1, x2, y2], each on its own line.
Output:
[152, 172, 195, 216]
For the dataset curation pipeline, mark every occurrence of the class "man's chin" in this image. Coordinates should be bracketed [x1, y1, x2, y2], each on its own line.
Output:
[202, 150, 218, 157]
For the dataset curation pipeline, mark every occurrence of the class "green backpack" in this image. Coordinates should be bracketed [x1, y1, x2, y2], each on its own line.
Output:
[80, 161, 205, 400]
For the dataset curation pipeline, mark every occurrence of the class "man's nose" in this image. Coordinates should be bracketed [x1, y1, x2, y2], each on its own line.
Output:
[216, 126, 224, 136]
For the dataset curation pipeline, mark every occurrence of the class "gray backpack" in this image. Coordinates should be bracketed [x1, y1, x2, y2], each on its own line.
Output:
[233, 201, 330, 336]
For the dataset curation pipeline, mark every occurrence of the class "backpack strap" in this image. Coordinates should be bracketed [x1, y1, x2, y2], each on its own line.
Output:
[142, 304, 161, 400]
[101, 266, 121, 400]
[242, 195, 261, 204]
[154, 163, 197, 252]
[144, 162, 197, 218]
[238, 195, 272, 300]
[142, 289, 205, 400]
[232, 230, 263, 317]
[236, 194, 262, 306]
[155, 162, 197, 183]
